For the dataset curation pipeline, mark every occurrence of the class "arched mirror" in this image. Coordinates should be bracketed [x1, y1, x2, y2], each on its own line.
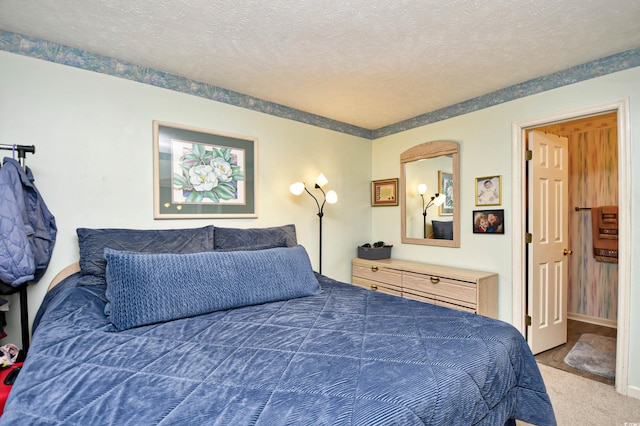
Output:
[401, 140, 460, 247]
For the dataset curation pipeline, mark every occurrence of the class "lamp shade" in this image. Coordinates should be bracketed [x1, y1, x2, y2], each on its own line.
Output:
[325, 190, 338, 204]
[316, 173, 328, 187]
[434, 193, 446, 206]
[289, 182, 305, 195]
[418, 183, 427, 195]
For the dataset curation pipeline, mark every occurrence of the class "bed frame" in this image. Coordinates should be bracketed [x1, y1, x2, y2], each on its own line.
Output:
[47, 262, 80, 291]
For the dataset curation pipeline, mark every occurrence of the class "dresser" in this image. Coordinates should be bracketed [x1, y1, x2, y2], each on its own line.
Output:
[351, 258, 498, 318]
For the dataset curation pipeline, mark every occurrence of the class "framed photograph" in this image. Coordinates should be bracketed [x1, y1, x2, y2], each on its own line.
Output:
[438, 170, 453, 215]
[372, 178, 398, 206]
[472, 209, 504, 234]
[475, 175, 501, 206]
[153, 121, 258, 219]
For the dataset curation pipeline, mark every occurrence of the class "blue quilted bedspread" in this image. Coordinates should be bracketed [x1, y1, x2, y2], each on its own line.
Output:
[1, 274, 555, 425]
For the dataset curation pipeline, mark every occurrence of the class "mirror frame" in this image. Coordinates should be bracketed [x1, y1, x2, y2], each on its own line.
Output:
[400, 140, 460, 247]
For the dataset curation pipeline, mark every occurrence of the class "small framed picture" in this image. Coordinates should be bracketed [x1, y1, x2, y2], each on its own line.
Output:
[473, 209, 504, 234]
[476, 175, 501, 206]
[372, 178, 398, 206]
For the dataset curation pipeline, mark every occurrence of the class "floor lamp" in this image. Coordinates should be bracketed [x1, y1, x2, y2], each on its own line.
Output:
[290, 173, 338, 274]
[418, 183, 446, 238]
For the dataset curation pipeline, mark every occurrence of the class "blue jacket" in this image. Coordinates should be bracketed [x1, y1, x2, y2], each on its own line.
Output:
[0, 157, 57, 287]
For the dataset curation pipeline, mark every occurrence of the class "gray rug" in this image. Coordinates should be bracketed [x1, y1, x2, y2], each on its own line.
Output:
[564, 333, 616, 379]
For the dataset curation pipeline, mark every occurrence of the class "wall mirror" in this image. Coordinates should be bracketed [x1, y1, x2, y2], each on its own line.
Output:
[401, 140, 460, 247]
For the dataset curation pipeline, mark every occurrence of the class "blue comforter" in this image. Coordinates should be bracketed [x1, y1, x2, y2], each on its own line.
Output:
[2, 273, 555, 425]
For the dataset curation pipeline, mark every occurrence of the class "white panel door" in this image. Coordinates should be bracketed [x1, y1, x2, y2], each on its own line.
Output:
[528, 130, 569, 355]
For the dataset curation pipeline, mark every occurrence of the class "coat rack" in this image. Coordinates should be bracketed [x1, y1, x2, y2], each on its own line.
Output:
[0, 144, 37, 356]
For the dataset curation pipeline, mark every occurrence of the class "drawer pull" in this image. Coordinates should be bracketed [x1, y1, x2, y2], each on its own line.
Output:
[371, 266, 379, 272]
[371, 284, 378, 291]
[430, 276, 440, 284]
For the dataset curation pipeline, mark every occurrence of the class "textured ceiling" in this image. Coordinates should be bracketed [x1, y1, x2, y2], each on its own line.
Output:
[1, 0, 639, 130]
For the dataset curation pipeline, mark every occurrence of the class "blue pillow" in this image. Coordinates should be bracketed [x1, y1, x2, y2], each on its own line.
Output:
[432, 220, 453, 240]
[77, 226, 214, 285]
[213, 224, 297, 250]
[104, 245, 321, 331]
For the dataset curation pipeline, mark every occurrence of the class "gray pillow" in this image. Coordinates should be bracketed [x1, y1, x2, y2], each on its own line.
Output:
[213, 224, 297, 250]
[77, 226, 214, 285]
[215, 242, 287, 252]
[104, 245, 321, 330]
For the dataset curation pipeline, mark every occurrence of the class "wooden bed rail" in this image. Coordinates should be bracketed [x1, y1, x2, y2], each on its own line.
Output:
[47, 263, 81, 291]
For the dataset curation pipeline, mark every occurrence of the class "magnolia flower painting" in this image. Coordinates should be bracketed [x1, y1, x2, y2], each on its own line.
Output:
[154, 121, 256, 219]
[172, 142, 245, 203]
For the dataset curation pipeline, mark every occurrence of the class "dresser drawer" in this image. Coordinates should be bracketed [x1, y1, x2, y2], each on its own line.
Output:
[402, 271, 476, 306]
[404, 291, 476, 313]
[437, 298, 476, 313]
[352, 277, 402, 297]
[352, 263, 402, 287]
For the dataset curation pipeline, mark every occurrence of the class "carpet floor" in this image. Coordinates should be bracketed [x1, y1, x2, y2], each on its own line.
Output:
[518, 363, 640, 426]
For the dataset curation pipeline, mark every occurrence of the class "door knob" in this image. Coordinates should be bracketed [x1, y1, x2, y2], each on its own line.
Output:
[563, 248, 573, 256]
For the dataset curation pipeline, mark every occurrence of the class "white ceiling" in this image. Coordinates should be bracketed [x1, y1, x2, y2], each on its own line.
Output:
[1, 0, 639, 130]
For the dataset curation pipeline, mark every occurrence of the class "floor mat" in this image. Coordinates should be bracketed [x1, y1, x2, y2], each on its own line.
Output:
[564, 333, 616, 379]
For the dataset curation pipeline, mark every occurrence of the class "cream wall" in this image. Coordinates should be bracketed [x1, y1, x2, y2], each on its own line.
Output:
[371, 66, 640, 393]
[0, 52, 372, 345]
[2, 49, 639, 394]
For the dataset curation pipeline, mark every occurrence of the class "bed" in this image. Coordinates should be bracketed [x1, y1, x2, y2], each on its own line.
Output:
[0, 225, 556, 425]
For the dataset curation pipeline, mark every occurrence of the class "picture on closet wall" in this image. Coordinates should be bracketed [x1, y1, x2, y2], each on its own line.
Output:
[475, 175, 501, 206]
[472, 209, 504, 234]
[153, 121, 258, 219]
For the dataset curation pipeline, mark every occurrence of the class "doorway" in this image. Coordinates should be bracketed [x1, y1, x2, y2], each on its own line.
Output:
[511, 99, 631, 396]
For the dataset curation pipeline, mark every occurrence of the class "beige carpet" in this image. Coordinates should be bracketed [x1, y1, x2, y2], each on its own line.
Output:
[518, 363, 640, 426]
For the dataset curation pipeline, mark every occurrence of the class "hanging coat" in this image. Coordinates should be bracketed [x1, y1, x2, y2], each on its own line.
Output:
[0, 157, 57, 287]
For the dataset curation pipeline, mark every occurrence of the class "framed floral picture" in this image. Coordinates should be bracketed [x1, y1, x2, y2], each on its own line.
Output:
[438, 170, 453, 215]
[372, 178, 398, 206]
[153, 121, 258, 218]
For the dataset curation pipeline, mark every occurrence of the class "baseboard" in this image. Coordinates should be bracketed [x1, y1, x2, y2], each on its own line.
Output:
[568, 312, 617, 329]
[626, 384, 640, 400]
